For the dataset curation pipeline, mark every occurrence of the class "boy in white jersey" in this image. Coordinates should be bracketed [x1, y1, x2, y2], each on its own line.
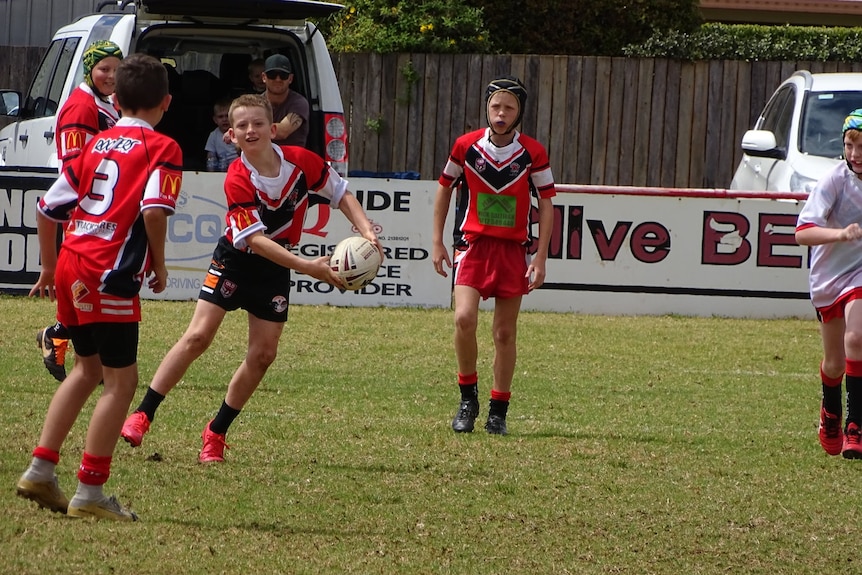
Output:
[121, 94, 382, 462]
[796, 109, 862, 459]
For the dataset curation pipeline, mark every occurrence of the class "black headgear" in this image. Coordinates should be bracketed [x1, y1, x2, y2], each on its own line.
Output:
[485, 76, 527, 134]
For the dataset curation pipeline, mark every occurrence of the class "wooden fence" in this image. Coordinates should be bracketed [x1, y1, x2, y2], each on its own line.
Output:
[333, 53, 862, 187]
[5, 47, 862, 187]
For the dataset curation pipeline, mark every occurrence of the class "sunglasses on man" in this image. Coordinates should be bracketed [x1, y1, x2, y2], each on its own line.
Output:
[265, 70, 291, 80]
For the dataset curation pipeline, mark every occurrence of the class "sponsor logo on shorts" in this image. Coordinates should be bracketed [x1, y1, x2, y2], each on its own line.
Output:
[71, 279, 93, 312]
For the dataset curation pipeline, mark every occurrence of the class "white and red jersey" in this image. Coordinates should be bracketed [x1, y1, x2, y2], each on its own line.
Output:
[38, 117, 183, 298]
[56, 83, 120, 169]
[223, 144, 348, 251]
[796, 161, 862, 308]
[439, 128, 556, 246]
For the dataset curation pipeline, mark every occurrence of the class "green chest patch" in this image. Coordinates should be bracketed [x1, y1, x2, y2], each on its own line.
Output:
[477, 193, 516, 228]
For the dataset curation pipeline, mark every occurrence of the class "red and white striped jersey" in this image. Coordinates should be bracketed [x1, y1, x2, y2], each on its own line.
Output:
[223, 144, 348, 251]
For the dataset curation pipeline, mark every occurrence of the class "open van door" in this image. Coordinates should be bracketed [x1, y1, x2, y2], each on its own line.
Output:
[136, 0, 343, 24]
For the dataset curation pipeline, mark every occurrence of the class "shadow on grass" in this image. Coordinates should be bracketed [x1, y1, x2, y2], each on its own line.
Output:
[163, 516, 384, 537]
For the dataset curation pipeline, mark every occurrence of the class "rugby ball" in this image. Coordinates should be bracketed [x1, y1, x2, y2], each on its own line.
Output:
[329, 236, 381, 291]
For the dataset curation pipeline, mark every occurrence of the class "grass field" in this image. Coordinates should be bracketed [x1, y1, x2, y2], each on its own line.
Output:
[1, 294, 859, 574]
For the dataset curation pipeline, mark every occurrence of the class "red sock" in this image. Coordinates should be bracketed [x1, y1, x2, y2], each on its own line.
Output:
[77, 453, 112, 486]
[491, 389, 511, 402]
[32, 446, 60, 465]
[821, 363, 844, 387]
[458, 372, 478, 385]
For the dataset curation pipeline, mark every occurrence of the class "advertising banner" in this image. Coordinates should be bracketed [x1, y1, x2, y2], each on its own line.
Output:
[0, 172, 812, 318]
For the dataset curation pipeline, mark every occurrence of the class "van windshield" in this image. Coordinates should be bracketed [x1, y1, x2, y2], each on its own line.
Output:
[800, 91, 862, 159]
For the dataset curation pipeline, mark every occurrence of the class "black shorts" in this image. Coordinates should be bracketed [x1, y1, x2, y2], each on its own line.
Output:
[68, 322, 139, 368]
[198, 236, 291, 323]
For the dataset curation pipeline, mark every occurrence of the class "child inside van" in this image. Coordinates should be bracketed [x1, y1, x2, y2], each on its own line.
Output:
[205, 97, 239, 171]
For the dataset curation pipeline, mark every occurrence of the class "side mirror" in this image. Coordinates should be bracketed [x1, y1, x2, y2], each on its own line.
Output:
[0, 90, 21, 117]
[740, 129, 785, 160]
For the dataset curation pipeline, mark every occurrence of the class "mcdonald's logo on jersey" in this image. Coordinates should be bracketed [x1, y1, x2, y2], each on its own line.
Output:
[235, 210, 254, 231]
[62, 130, 86, 155]
[159, 171, 183, 202]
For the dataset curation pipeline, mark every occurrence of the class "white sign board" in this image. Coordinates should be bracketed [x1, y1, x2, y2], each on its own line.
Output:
[0, 173, 813, 318]
[150, 175, 453, 307]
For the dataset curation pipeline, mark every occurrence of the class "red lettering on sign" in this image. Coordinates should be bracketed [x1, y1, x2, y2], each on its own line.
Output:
[630, 222, 670, 263]
[303, 204, 331, 238]
[588, 219, 632, 261]
[702, 211, 751, 265]
[758, 213, 803, 268]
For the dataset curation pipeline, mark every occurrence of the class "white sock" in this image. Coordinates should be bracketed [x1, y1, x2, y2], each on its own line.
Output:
[72, 482, 104, 502]
[24, 457, 56, 482]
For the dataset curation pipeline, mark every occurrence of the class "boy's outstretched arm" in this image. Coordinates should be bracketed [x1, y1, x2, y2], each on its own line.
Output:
[245, 231, 345, 288]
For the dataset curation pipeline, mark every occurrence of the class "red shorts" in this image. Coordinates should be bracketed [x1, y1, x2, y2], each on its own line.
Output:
[453, 236, 529, 300]
[55, 249, 141, 326]
[816, 286, 862, 323]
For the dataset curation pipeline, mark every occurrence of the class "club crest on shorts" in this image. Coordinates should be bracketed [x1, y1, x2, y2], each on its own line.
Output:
[270, 295, 288, 314]
[220, 279, 237, 298]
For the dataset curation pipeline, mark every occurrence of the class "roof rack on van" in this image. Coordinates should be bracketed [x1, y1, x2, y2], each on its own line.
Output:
[96, 0, 135, 13]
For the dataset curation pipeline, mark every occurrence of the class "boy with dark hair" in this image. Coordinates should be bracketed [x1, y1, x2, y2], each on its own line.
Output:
[17, 53, 182, 521]
[432, 76, 556, 435]
[121, 93, 381, 462]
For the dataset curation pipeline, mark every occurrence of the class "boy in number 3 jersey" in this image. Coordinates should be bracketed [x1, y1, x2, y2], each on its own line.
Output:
[17, 53, 182, 521]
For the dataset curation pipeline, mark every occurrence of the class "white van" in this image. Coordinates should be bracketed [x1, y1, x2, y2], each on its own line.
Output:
[0, 0, 348, 174]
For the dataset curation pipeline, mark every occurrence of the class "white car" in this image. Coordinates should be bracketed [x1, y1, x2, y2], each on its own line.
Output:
[730, 70, 862, 194]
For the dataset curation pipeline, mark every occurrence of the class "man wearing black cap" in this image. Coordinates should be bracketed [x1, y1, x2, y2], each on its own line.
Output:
[262, 53, 309, 147]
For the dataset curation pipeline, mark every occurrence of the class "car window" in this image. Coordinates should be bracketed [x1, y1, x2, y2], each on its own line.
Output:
[45, 38, 79, 117]
[759, 85, 794, 153]
[22, 37, 79, 119]
[22, 39, 64, 118]
[800, 91, 862, 159]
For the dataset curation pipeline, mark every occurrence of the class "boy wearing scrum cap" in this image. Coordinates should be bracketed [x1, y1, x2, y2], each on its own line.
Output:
[432, 76, 556, 436]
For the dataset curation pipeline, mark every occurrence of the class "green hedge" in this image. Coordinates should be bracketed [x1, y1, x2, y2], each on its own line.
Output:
[318, 3, 862, 60]
[318, 0, 701, 55]
[624, 23, 862, 60]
